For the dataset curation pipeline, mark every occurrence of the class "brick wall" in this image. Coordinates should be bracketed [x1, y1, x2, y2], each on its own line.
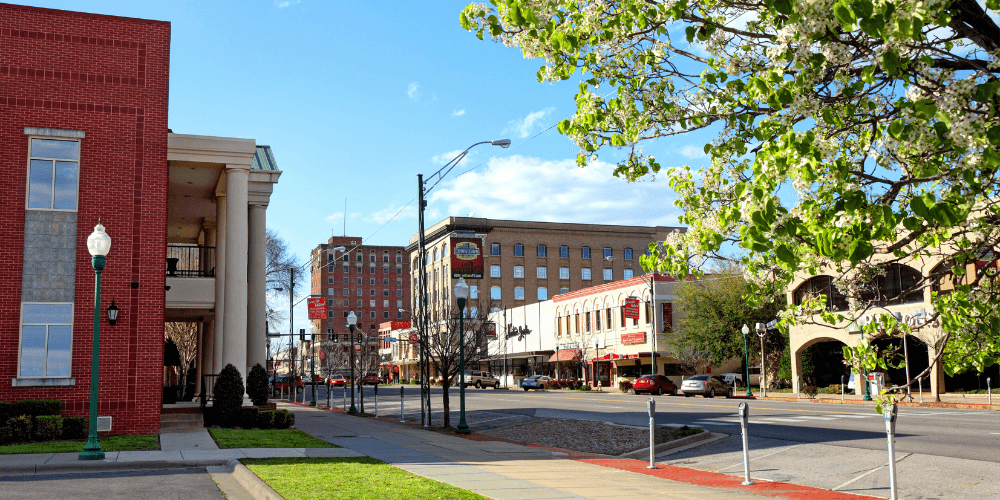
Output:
[0, 3, 170, 434]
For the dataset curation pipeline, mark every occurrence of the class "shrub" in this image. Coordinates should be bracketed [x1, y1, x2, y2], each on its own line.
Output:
[213, 364, 246, 427]
[246, 364, 269, 407]
[18, 399, 62, 417]
[285, 410, 295, 428]
[578, 384, 592, 391]
[803, 385, 818, 398]
[7, 415, 32, 443]
[258, 410, 276, 430]
[239, 407, 260, 429]
[828, 384, 843, 393]
[618, 380, 633, 393]
[33, 415, 62, 441]
[272, 410, 287, 429]
[61, 416, 88, 439]
[0, 426, 13, 445]
[409, 379, 419, 385]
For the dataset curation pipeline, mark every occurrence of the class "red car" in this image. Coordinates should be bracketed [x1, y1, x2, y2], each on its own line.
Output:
[632, 374, 678, 396]
[271, 375, 303, 395]
[362, 374, 381, 385]
[327, 374, 347, 387]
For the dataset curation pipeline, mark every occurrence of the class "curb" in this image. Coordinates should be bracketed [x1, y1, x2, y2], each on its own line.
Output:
[618, 430, 714, 460]
[207, 459, 283, 500]
[758, 396, 1000, 410]
[0, 458, 231, 476]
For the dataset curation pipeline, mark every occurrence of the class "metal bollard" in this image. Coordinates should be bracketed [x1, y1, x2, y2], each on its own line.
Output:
[400, 386, 405, 423]
[374, 384, 379, 418]
[424, 387, 430, 428]
[738, 402, 754, 486]
[647, 397, 657, 469]
[918, 377, 923, 403]
[988, 378, 992, 406]
[343, 384, 347, 411]
[884, 403, 899, 500]
[841, 375, 845, 401]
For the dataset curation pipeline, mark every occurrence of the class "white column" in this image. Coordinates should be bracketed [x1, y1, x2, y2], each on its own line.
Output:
[247, 203, 268, 374]
[195, 321, 204, 396]
[223, 165, 249, 376]
[202, 320, 216, 377]
[214, 195, 227, 372]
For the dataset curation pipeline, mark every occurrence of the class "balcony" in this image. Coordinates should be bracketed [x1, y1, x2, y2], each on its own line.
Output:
[166, 245, 215, 277]
[165, 245, 216, 311]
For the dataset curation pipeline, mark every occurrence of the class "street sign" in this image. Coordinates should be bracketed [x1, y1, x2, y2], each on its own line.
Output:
[408, 333, 418, 344]
[307, 297, 327, 320]
[624, 297, 641, 320]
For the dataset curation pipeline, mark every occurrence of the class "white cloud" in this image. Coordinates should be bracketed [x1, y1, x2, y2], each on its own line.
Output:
[432, 149, 473, 166]
[324, 212, 361, 224]
[407, 82, 420, 100]
[367, 203, 416, 224]
[428, 155, 681, 227]
[506, 107, 555, 138]
[274, 0, 300, 8]
[452, 109, 466, 117]
[678, 145, 707, 158]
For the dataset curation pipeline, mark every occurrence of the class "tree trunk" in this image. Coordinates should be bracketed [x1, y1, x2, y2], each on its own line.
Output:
[442, 375, 451, 428]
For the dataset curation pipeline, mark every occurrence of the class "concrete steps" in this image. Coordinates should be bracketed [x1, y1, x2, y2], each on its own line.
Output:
[160, 411, 204, 431]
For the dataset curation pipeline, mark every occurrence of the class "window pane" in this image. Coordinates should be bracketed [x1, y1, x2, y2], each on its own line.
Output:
[28, 160, 53, 209]
[20, 325, 47, 377]
[603, 248, 613, 259]
[491, 287, 501, 300]
[46, 325, 72, 377]
[537, 287, 547, 300]
[624, 269, 634, 279]
[559, 246, 568, 258]
[582, 268, 591, 280]
[537, 267, 547, 279]
[31, 139, 79, 160]
[537, 245, 547, 257]
[624, 248, 633, 260]
[514, 266, 524, 278]
[23, 303, 72, 324]
[491, 265, 501, 278]
[514, 287, 525, 300]
[52, 161, 78, 210]
[582, 247, 591, 259]
[603, 268, 613, 280]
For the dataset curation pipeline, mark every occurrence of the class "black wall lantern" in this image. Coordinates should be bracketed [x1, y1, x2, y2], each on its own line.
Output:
[106, 300, 119, 326]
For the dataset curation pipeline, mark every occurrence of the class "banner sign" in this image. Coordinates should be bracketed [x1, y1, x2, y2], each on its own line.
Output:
[485, 322, 497, 339]
[624, 297, 641, 320]
[450, 236, 484, 279]
[307, 297, 327, 320]
[621, 332, 646, 345]
[408, 333, 419, 344]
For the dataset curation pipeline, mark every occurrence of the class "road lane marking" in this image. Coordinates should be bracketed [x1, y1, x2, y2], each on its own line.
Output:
[795, 416, 836, 420]
[594, 405, 625, 409]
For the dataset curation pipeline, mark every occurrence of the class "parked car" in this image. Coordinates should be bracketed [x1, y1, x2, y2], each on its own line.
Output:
[681, 375, 732, 398]
[462, 370, 501, 389]
[270, 375, 303, 396]
[632, 374, 677, 396]
[362, 373, 380, 385]
[521, 375, 553, 391]
[720, 373, 743, 387]
[327, 374, 347, 387]
[748, 365, 762, 386]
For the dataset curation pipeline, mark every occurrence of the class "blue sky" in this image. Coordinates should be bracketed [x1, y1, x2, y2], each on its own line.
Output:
[12, 0, 714, 334]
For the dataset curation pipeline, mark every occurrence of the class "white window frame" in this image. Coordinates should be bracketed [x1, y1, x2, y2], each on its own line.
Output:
[537, 266, 547, 279]
[26, 135, 81, 212]
[514, 287, 525, 300]
[582, 268, 592, 280]
[603, 268, 613, 281]
[624, 269, 634, 279]
[17, 302, 75, 383]
[490, 265, 501, 278]
[559, 267, 569, 280]
[514, 266, 525, 278]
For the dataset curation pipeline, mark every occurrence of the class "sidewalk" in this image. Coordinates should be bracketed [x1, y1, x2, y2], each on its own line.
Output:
[285, 402, 883, 500]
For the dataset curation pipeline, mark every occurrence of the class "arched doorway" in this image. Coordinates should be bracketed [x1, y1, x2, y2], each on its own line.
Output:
[870, 334, 929, 392]
[794, 337, 849, 390]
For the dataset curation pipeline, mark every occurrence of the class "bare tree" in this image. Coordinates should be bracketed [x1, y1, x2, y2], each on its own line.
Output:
[165, 322, 198, 398]
[265, 228, 302, 334]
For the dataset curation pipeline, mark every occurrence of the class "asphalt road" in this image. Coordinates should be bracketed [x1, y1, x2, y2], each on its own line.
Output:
[0, 468, 224, 499]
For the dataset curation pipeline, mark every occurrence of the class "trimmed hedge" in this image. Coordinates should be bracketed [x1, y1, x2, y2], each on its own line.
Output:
[7, 415, 32, 443]
[258, 410, 275, 429]
[0, 399, 61, 423]
[272, 410, 287, 429]
[214, 364, 245, 427]
[33, 415, 62, 441]
[246, 364, 269, 407]
[62, 416, 88, 440]
[240, 407, 260, 429]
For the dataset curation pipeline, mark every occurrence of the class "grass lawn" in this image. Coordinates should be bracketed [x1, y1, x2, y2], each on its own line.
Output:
[242, 457, 489, 500]
[209, 428, 335, 449]
[0, 434, 159, 455]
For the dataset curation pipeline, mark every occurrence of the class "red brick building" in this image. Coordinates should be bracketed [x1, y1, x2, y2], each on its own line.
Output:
[0, 3, 170, 433]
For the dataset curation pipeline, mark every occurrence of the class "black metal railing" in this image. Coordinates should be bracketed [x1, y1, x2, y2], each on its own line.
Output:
[200, 373, 219, 409]
[167, 245, 216, 277]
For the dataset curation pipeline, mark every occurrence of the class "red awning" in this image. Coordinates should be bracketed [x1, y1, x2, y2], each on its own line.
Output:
[549, 349, 581, 362]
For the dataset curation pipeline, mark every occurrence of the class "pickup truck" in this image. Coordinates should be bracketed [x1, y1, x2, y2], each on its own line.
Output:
[462, 370, 501, 389]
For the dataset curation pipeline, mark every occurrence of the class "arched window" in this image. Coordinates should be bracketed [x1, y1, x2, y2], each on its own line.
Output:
[793, 275, 849, 311]
[858, 264, 923, 305]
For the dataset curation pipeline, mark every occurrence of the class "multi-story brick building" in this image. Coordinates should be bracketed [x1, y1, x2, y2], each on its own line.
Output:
[309, 236, 411, 341]
[1, 4, 281, 433]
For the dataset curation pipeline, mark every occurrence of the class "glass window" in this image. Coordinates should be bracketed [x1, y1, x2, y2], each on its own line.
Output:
[27, 138, 80, 211]
[469, 307, 478, 318]
[514, 287, 525, 300]
[603, 268, 613, 281]
[491, 243, 501, 255]
[624, 248, 634, 260]
[343, 264, 349, 273]
[383, 300, 389, 307]
[470, 285, 478, 299]
[624, 269, 634, 279]
[384, 311, 390, 319]
[537, 245, 547, 257]
[370, 253, 376, 262]
[581, 246, 591, 259]
[491, 286, 502, 300]
[370, 289, 376, 296]
[370, 311, 376, 319]
[357, 299, 363, 306]
[396, 289, 402, 297]
[357, 264, 363, 273]
[370, 300, 376, 307]
[356, 254, 363, 262]
[514, 266, 524, 278]
[397, 278, 403, 285]
[537, 267, 547, 279]
[343, 288, 349, 296]
[19, 303, 73, 378]
[343, 299, 349, 306]
[603, 247, 613, 259]
[559, 245, 569, 258]
[537, 287, 547, 300]
[514, 244, 524, 256]
[383, 289, 389, 296]
[383, 254, 389, 263]
[383, 278, 389, 285]
[357, 288, 363, 296]
[560, 287, 569, 294]
[397, 300, 403, 307]
[490, 265, 501, 278]
[582, 268, 592, 280]
[342, 277, 349, 284]
[370, 278, 376, 285]
[559, 267, 569, 280]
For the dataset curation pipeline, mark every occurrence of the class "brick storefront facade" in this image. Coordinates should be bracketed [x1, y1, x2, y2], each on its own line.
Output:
[0, 4, 170, 433]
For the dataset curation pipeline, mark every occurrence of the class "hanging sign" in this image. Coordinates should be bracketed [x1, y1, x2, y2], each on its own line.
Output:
[624, 297, 641, 320]
[450, 236, 484, 279]
[621, 332, 646, 345]
[307, 297, 327, 320]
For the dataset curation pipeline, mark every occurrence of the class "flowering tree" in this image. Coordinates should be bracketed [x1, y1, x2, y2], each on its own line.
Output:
[461, 0, 1000, 399]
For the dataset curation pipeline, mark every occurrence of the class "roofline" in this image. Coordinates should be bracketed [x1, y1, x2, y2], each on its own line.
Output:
[1, 2, 171, 27]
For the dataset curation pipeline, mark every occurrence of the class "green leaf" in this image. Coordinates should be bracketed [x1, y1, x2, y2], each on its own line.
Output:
[775, 244, 796, 264]
[774, 0, 794, 15]
[910, 195, 931, 219]
[852, 0, 874, 18]
[834, 1, 857, 27]
[882, 49, 899, 74]
[888, 119, 904, 139]
[848, 239, 874, 265]
[776, 88, 794, 105]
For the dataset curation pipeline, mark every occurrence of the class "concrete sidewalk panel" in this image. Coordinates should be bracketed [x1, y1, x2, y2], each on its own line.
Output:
[238, 448, 306, 459]
[116, 451, 184, 462]
[179, 449, 246, 460]
[302, 448, 364, 458]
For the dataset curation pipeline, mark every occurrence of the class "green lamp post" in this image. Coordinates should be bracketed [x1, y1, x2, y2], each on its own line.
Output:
[347, 311, 358, 414]
[454, 278, 471, 435]
[309, 323, 318, 407]
[80, 221, 111, 461]
[740, 324, 754, 398]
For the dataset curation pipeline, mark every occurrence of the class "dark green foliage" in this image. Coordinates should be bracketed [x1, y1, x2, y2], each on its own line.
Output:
[258, 410, 275, 429]
[0, 399, 61, 423]
[803, 385, 819, 398]
[7, 415, 32, 443]
[213, 363, 245, 427]
[239, 407, 260, 429]
[32, 415, 62, 441]
[61, 416, 88, 439]
[284, 410, 295, 429]
[272, 410, 287, 429]
[246, 364, 269, 407]
[0, 426, 13, 445]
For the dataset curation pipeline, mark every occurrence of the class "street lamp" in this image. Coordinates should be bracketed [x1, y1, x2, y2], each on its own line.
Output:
[740, 324, 754, 398]
[755, 322, 767, 398]
[347, 311, 358, 414]
[454, 278, 471, 435]
[80, 221, 111, 461]
[309, 323, 318, 406]
[417, 138, 510, 426]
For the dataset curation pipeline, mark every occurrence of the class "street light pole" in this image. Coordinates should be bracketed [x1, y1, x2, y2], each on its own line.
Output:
[417, 138, 510, 427]
[755, 322, 766, 398]
[80, 221, 111, 461]
[309, 323, 317, 406]
[347, 311, 358, 414]
[740, 324, 754, 398]
[455, 278, 471, 435]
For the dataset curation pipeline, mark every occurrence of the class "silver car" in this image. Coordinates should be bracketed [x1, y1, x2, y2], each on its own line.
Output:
[521, 375, 553, 391]
[681, 375, 732, 398]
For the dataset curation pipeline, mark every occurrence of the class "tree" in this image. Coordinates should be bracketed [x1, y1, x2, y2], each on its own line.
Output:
[265, 228, 302, 334]
[461, 1, 1000, 399]
[165, 322, 198, 399]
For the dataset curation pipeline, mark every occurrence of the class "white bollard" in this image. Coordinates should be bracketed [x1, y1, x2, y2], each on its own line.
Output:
[647, 397, 657, 469]
[884, 404, 899, 500]
[374, 385, 379, 418]
[738, 402, 754, 486]
[400, 386, 406, 423]
[841, 375, 845, 401]
[987, 377, 992, 406]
